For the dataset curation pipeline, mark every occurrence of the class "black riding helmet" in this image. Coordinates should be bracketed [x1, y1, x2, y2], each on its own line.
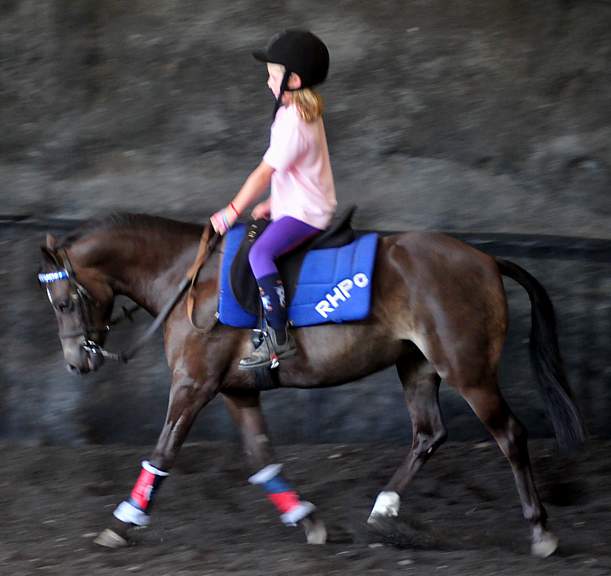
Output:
[253, 29, 330, 118]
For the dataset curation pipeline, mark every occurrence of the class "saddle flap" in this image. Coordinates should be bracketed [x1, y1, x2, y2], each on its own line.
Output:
[287, 232, 378, 326]
[218, 214, 378, 329]
[229, 205, 358, 315]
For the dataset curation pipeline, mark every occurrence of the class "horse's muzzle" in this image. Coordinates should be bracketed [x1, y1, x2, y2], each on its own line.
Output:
[65, 341, 106, 374]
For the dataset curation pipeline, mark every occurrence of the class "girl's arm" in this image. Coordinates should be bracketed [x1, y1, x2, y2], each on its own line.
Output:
[232, 161, 275, 214]
[211, 161, 274, 234]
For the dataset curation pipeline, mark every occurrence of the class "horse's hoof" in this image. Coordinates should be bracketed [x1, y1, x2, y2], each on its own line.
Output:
[366, 513, 401, 543]
[301, 513, 327, 545]
[367, 512, 394, 529]
[94, 528, 129, 548]
[367, 512, 381, 526]
[531, 531, 558, 558]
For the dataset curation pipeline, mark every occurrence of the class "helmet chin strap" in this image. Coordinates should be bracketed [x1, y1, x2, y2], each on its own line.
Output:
[273, 69, 292, 119]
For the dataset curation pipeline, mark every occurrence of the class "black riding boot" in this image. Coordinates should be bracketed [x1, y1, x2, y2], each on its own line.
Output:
[239, 325, 297, 370]
[240, 272, 296, 370]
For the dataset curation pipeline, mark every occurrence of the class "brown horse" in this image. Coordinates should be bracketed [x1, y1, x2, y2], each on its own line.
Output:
[39, 213, 584, 557]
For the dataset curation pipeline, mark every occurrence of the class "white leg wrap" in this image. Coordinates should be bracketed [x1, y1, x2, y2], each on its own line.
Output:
[113, 500, 151, 526]
[531, 526, 559, 558]
[248, 463, 283, 485]
[368, 491, 401, 522]
[142, 460, 169, 476]
[280, 501, 316, 526]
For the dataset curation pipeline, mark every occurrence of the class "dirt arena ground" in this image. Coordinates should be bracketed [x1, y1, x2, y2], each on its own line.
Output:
[1, 439, 609, 576]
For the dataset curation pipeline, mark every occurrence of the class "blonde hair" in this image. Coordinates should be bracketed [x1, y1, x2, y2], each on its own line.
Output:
[291, 88, 324, 123]
[268, 63, 325, 122]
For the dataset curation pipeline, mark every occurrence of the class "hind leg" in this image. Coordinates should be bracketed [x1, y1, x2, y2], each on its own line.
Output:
[460, 378, 558, 557]
[223, 390, 326, 544]
[368, 355, 447, 524]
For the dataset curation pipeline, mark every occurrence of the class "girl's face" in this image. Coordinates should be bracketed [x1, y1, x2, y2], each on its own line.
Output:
[266, 63, 285, 98]
[266, 63, 301, 101]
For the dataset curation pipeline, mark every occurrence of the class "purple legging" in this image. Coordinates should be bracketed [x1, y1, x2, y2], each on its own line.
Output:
[248, 216, 321, 279]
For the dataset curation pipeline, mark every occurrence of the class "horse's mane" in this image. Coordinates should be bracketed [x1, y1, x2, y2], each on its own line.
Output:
[57, 212, 203, 248]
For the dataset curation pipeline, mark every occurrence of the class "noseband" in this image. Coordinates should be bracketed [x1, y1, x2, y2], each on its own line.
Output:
[38, 247, 119, 361]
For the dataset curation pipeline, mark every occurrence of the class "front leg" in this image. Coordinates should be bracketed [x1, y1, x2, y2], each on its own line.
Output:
[223, 391, 327, 544]
[95, 373, 218, 547]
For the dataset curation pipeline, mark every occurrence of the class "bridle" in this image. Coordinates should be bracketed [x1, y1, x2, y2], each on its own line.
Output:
[39, 247, 120, 362]
[39, 224, 220, 365]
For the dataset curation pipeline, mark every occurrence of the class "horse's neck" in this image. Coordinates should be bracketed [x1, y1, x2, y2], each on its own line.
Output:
[73, 226, 202, 314]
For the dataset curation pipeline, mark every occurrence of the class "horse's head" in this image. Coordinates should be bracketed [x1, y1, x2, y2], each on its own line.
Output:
[39, 233, 115, 374]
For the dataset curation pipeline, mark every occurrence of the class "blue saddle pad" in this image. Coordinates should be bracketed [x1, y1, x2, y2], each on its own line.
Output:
[218, 224, 378, 328]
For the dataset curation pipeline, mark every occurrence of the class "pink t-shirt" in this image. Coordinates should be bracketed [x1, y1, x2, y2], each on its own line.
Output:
[263, 104, 337, 230]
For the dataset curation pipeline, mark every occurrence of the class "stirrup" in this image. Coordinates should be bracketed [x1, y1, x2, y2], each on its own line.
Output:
[239, 328, 296, 371]
[239, 329, 275, 371]
[250, 327, 266, 350]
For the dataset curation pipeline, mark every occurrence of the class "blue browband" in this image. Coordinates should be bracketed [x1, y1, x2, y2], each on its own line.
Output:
[38, 270, 69, 283]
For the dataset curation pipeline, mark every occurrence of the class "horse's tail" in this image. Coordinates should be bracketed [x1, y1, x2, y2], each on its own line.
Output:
[496, 258, 586, 452]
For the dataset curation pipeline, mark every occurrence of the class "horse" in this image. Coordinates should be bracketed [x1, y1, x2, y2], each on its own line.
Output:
[38, 212, 585, 557]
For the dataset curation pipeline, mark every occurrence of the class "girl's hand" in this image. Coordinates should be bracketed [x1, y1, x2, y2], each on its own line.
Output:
[251, 200, 271, 220]
[210, 203, 239, 235]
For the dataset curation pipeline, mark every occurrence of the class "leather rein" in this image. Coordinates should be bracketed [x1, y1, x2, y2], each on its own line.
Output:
[40, 224, 219, 364]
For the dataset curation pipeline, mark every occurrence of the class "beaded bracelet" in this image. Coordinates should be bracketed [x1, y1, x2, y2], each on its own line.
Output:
[221, 211, 231, 231]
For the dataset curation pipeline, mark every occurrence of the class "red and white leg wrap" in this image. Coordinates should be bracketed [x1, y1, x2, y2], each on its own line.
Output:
[113, 460, 169, 526]
[249, 463, 315, 526]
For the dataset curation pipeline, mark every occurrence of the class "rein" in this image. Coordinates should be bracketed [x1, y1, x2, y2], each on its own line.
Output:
[40, 224, 219, 364]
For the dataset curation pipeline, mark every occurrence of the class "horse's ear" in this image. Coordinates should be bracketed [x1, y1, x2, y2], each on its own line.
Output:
[40, 234, 60, 264]
[46, 233, 58, 251]
[41, 234, 60, 264]
[40, 245, 56, 264]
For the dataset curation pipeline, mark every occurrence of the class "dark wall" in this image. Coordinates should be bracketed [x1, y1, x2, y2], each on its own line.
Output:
[1, 0, 609, 445]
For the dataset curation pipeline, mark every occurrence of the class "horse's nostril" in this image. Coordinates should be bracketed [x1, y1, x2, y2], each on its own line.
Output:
[66, 364, 81, 375]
